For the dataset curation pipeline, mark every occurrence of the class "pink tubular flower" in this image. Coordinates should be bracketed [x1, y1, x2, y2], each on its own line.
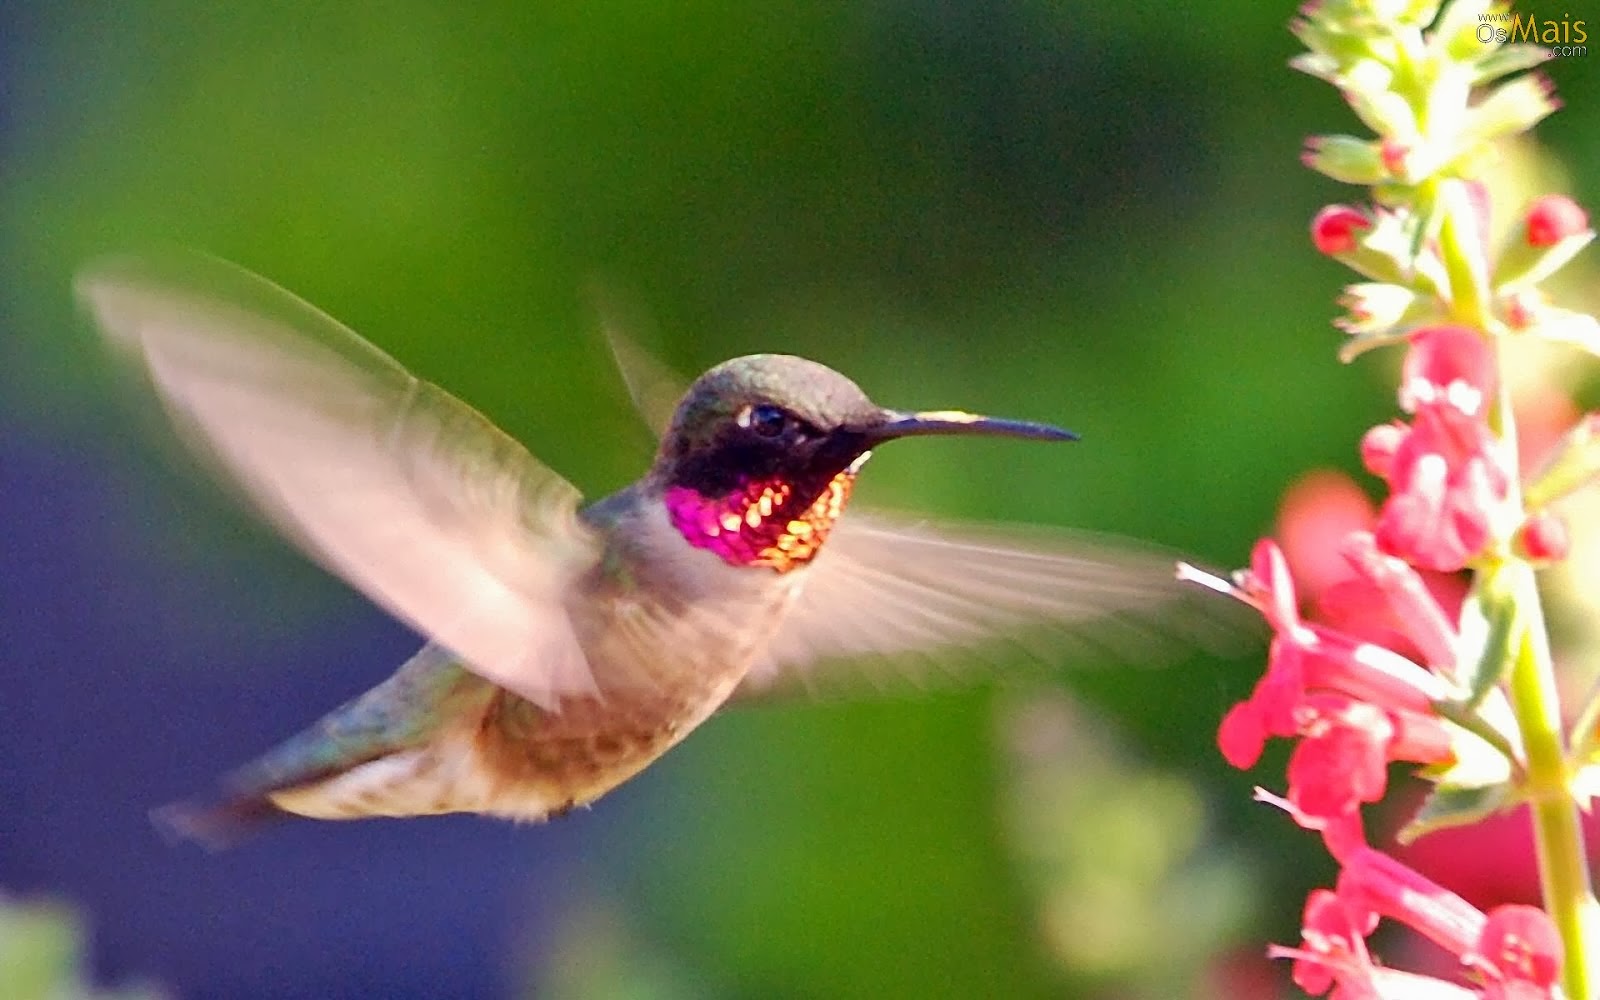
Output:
[1274, 473, 1468, 670]
[1286, 695, 1453, 822]
[1312, 204, 1372, 255]
[1276, 889, 1378, 996]
[1370, 327, 1512, 571]
[1271, 843, 1563, 998]
[1282, 700, 1391, 817]
[1471, 905, 1563, 989]
[1336, 532, 1458, 670]
[1230, 540, 1449, 705]
[1377, 435, 1503, 567]
[1338, 848, 1486, 957]
[1397, 326, 1496, 417]
[1372, 411, 1504, 570]
[1213, 540, 1454, 820]
[1270, 888, 1461, 998]
[1524, 194, 1589, 248]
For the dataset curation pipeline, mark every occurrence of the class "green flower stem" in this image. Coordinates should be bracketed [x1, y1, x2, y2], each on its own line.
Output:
[1498, 558, 1596, 999]
[1431, 697, 1523, 778]
[1432, 180, 1489, 330]
[1439, 180, 1597, 994]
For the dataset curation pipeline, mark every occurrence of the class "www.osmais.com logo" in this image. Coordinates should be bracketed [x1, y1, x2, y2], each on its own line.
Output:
[1478, 11, 1588, 54]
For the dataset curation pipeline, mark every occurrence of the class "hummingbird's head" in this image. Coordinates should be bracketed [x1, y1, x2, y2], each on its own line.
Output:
[656, 354, 1075, 572]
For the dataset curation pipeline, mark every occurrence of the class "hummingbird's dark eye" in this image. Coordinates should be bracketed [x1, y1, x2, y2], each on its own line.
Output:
[743, 403, 791, 439]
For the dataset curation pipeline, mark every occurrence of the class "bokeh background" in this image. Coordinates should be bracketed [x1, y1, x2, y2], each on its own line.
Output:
[2, 3, 1597, 998]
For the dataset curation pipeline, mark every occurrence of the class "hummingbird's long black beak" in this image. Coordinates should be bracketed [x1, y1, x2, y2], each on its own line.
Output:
[866, 409, 1078, 443]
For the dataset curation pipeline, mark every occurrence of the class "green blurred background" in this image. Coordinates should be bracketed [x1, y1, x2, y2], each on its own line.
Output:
[2, 2, 1596, 998]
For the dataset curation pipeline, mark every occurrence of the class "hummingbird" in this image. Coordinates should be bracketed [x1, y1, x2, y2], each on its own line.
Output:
[77, 253, 1193, 848]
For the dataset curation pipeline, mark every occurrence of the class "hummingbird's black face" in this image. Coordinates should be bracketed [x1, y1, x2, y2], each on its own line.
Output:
[655, 355, 882, 572]
[658, 354, 882, 500]
[664, 398, 877, 499]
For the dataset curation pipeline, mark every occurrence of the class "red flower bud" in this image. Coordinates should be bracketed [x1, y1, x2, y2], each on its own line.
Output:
[1379, 139, 1408, 177]
[1524, 194, 1589, 248]
[1517, 511, 1569, 562]
[1311, 205, 1371, 255]
[1360, 422, 1406, 481]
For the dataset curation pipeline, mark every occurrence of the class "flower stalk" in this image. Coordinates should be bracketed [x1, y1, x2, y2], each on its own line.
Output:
[1503, 556, 1595, 995]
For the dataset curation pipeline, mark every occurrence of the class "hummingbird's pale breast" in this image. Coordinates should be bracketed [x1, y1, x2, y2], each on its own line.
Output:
[272, 491, 813, 825]
[470, 493, 811, 816]
[466, 459, 871, 818]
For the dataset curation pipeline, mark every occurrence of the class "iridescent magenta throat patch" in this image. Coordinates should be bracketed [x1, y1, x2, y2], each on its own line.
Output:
[664, 471, 857, 571]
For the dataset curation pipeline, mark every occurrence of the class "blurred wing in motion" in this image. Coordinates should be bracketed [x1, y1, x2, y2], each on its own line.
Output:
[77, 253, 604, 710]
[735, 512, 1237, 700]
[593, 295, 688, 441]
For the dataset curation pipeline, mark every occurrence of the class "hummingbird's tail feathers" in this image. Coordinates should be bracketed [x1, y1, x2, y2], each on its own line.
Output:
[151, 645, 517, 839]
[150, 794, 292, 851]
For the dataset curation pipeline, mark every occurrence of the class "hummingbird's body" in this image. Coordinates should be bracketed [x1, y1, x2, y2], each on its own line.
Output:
[250, 488, 805, 828]
[77, 253, 1194, 847]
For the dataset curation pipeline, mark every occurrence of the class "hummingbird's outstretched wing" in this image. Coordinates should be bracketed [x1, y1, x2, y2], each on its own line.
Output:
[592, 291, 684, 441]
[734, 512, 1230, 700]
[77, 253, 603, 711]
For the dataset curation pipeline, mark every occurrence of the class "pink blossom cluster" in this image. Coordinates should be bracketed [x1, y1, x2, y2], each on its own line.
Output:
[1200, 192, 1598, 995]
[1197, 4, 1600, 992]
